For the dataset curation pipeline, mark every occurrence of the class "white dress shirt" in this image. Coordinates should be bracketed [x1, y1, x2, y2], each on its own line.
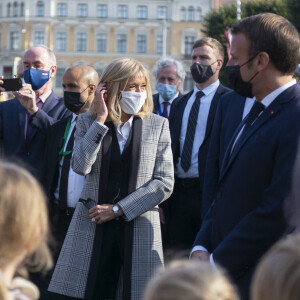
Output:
[54, 113, 85, 208]
[191, 79, 297, 263]
[176, 80, 220, 178]
[158, 92, 179, 117]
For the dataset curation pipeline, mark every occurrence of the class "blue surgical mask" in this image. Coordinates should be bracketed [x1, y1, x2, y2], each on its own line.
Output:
[156, 83, 177, 101]
[23, 67, 51, 90]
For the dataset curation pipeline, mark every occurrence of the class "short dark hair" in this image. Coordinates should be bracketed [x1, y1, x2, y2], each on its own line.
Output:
[192, 37, 224, 61]
[231, 13, 300, 75]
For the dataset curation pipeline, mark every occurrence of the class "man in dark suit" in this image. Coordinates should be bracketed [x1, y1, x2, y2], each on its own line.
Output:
[201, 91, 255, 218]
[164, 37, 230, 251]
[152, 57, 185, 118]
[42, 65, 98, 300]
[0, 45, 71, 180]
[191, 13, 300, 300]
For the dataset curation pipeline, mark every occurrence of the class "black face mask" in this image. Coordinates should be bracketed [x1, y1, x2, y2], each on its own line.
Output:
[225, 56, 258, 98]
[190, 61, 216, 84]
[64, 87, 89, 113]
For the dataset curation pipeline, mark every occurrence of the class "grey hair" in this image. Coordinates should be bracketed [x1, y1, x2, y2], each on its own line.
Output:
[152, 57, 186, 82]
[25, 44, 57, 66]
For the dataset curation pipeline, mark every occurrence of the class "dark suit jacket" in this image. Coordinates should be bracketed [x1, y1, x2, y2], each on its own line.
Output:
[194, 83, 300, 298]
[42, 117, 70, 203]
[152, 92, 182, 115]
[169, 84, 230, 193]
[0, 92, 71, 180]
[201, 91, 246, 217]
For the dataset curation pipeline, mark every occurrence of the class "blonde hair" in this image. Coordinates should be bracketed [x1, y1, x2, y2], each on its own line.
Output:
[143, 260, 239, 300]
[90, 57, 153, 123]
[0, 162, 52, 298]
[251, 234, 300, 300]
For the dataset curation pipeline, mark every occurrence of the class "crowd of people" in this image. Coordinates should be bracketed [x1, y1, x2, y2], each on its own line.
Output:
[0, 12, 300, 300]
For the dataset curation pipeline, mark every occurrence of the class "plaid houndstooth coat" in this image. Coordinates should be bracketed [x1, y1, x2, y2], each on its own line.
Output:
[48, 113, 174, 299]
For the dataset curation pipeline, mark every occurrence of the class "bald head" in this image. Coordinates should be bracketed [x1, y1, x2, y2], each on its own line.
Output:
[63, 64, 99, 114]
[64, 65, 99, 86]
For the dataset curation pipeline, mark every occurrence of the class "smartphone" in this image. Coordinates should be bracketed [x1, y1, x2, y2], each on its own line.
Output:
[0, 78, 23, 91]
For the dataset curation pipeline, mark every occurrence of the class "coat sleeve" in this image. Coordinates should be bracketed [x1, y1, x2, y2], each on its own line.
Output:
[71, 115, 108, 176]
[118, 118, 174, 221]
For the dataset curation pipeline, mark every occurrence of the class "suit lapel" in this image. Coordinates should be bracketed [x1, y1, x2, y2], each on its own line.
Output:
[220, 94, 285, 181]
[17, 101, 27, 142]
[98, 121, 113, 204]
[128, 117, 142, 193]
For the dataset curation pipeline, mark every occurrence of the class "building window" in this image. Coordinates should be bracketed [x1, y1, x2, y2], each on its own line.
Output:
[97, 4, 107, 18]
[157, 6, 167, 20]
[7, 3, 11, 16]
[184, 73, 193, 91]
[156, 35, 163, 54]
[96, 33, 107, 52]
[55, 67, 65, 88]
[57, 3, 67, 17]
[36, 1, 44, 17]
[185, 36, 196, 56]
[195, 8, 202, 21]
[20, 2, 25, 16]
[118, 5, 128, 19]
[180, 7, 186, 21]
[77, 4, 87, 17]
[136, 35, 147, 53]
[13, 2, 18, 16]
[34, 31, 45, 45]
[56, 32, 67, 51]
[76, 32, 87, 51]
[10, 31, 20, 50]
[188, 6, 194, 21]
[117, 34, 127, 53]
[137, 6, 147, 19]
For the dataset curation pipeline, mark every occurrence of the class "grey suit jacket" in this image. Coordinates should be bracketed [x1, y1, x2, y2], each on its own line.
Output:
[49, 113, 174, 299]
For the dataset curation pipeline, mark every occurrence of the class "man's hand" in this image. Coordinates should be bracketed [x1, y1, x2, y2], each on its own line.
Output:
[12, 84, 38, 115]
[89, 204, 123, 224]
[190, 250, 210, 261]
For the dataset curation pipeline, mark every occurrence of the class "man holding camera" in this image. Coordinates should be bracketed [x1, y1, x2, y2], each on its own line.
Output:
[0, 45, 70, 180]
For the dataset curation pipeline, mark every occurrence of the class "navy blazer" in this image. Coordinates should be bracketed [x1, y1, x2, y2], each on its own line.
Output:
[152, 92, 182, 115]
[194, 83, 300, 297]
[169, 84, 230, 191]
[0, 92, 71, 180]
[201, 91, 246, 217]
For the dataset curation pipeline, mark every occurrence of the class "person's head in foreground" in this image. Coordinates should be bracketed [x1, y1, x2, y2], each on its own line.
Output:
[0, 162, 52, 300]
[251, 233, 300, 300]
[143, 260, 239, 300]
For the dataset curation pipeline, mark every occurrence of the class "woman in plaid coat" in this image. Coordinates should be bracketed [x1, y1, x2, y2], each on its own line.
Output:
[49, 58, 174, 300]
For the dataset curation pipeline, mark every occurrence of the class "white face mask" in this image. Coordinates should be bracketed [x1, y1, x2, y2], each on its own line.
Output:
[119, 90, 147, 114]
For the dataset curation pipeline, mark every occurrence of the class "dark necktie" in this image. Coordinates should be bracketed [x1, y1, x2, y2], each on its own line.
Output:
[58, 125, 76, 210]
[180, 91, 204, 172]
[231, 100, 265, 154]
[162, 101, 170, 119]
[26, 98, 43, 140]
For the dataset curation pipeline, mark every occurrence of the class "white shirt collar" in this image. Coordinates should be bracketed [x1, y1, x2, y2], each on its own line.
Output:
[260, 79, 296, 108]
[193, 79, 220, 97]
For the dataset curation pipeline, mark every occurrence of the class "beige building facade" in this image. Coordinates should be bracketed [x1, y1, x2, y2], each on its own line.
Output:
[0, 0, 211, 94]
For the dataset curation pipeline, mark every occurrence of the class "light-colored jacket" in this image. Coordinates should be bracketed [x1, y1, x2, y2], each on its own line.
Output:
[49, 113, 174, 299]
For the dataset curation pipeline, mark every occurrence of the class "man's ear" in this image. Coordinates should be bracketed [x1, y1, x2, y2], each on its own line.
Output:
[50, 65, 57, 78]
[256, 52, 269, 72]
[216, 59, 224, 70]
[88, 84, 96, 95]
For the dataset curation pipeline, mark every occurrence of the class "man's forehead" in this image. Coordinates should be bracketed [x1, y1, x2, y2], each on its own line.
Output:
[23, 48, 49, 63]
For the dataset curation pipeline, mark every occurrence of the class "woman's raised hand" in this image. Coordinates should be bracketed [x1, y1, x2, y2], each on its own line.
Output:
[94, 82, 108, 124]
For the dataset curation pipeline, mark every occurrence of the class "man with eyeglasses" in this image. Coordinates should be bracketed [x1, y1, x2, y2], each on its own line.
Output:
[0, 45, 71, 180]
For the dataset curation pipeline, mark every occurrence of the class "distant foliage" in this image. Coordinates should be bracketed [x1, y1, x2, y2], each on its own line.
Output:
[202, 0, 298, 86]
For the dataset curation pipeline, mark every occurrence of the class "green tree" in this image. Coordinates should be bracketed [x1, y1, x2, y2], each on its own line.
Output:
[286, 0, 300, 32]
[201, 0, 291, 86]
